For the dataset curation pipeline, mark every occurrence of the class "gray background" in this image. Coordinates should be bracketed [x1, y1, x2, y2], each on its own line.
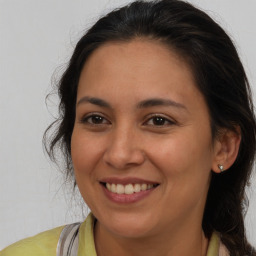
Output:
[0, 0, 255, 249]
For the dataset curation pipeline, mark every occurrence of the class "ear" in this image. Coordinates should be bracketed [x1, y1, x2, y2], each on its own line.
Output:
[211, 127, 241, 173]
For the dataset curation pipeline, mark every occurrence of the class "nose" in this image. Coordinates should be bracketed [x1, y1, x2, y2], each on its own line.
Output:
[103, 126, 145, 170]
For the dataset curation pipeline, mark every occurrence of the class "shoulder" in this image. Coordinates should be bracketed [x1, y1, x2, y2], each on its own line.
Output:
[0, 226, 64, 256]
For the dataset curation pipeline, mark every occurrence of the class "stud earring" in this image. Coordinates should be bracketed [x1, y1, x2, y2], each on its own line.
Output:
[218, 164, 224, 172]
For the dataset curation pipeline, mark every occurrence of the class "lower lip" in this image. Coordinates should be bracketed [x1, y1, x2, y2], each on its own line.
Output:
[102, 185, 155, 204]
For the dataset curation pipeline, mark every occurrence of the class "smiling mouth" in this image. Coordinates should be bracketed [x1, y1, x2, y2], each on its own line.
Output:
[101, 182, 159, 195]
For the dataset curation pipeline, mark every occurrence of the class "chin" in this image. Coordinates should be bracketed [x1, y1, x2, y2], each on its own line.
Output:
[97, 211, 158, 239]
[108, 223, 154, 239]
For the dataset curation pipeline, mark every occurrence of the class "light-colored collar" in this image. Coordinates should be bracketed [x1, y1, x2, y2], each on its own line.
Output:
[207, 232, 230, 256]
[78, 213, 97, 256]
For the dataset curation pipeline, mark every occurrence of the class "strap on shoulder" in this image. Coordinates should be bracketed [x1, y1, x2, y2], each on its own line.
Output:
[56, 222, 81, 256]
[219, 240, 230, 256]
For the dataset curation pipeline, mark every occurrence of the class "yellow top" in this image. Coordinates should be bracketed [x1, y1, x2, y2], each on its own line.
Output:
[0, 214, 221, 256]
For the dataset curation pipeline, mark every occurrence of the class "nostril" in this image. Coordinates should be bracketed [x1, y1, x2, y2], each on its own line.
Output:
[103, 146, 146, 170]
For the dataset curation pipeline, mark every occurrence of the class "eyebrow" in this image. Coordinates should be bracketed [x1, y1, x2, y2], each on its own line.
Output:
[77, 96, 111, 108]
[77, 96, 187, 111]
[137, 98, 187, 110]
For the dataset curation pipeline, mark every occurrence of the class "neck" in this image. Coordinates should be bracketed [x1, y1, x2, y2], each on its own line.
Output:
[94, 220, 209, 256]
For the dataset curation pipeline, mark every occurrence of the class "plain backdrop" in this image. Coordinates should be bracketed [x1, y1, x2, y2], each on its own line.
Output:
[0, 0, 255, 250]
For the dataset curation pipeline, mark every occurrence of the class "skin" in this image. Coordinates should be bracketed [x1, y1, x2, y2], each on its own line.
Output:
[71, 39, 240, 256]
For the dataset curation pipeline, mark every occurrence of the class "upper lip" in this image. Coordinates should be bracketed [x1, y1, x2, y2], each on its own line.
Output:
[99, 177, 160, 185]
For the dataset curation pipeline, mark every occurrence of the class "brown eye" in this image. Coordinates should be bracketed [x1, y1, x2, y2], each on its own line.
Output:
[90, 115, 104, 124]
[81, 114, 110, 125]
[152, 116, 166, 126]
[145, 115, 174, 127]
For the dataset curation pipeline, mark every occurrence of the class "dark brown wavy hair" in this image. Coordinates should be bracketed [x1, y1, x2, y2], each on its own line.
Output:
[44, 0, 256, 255]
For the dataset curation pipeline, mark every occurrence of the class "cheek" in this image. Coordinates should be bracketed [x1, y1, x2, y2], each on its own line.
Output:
[147, 133, 213, 215]
[146, 128, 213, 196]
[71, 130, 105, 206]
[148, 133, 213, 170]
[71, 130, 103, 180]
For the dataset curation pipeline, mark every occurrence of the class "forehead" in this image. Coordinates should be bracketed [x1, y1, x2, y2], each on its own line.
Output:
[78, 39, 198, 98]
[82, 39, 192, 75]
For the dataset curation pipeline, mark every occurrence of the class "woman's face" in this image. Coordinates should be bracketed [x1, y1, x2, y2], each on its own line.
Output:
[71, 39, 219, 238]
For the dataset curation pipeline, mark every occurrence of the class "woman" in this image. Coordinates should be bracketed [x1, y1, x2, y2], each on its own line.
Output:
[1, 0, 255, 255]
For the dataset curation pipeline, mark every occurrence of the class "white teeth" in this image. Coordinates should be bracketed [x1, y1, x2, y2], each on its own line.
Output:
[124, 184, 134, 194]
[134, 184, 141, 193]
[116, 184, 125, 194]
[106, 183, 111, 190]
[147, 184, 153, 189]
[105, 183, 156, 194]
[141, 184, 147, 191]
[111, 184, 116, 193]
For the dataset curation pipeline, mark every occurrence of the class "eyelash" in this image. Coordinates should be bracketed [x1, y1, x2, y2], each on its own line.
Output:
[80, 113, 110, 126]
[80, 113, 175, 127]
[143, 114, 175, 127]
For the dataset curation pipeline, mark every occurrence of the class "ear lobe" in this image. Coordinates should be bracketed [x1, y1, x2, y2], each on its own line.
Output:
[212, 127, 241, 173]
